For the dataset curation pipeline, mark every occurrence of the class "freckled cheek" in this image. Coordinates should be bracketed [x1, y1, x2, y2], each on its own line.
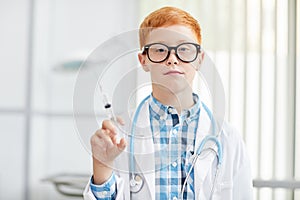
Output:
[189, 59, 201, 69]
[186, 72, 196, 83]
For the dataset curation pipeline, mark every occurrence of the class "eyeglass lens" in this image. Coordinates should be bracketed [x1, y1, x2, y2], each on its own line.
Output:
[147, 43, 199, 63]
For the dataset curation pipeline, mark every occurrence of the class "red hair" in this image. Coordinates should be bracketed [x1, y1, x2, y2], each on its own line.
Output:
[139, 6, 202, 49]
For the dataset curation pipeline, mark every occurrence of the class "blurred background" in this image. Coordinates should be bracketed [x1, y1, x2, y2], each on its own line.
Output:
[0, 0, 299, 199]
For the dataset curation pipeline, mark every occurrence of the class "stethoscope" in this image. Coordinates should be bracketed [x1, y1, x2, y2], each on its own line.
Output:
[129, 95, 223, 200]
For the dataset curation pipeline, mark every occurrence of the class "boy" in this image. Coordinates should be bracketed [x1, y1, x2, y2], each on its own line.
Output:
[83, 6, 253, 200]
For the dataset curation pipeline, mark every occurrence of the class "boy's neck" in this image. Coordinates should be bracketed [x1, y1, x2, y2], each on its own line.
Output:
[152, 88, 194, 114]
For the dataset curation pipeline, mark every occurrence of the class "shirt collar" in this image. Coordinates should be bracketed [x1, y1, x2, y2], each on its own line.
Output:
[149, 93, 201, 121]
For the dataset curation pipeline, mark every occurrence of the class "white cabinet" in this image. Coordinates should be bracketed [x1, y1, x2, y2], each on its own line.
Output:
[0, 116, 25, 200]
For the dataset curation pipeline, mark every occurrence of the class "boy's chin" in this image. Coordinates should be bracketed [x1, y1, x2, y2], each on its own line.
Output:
[153, 83, 193, 94]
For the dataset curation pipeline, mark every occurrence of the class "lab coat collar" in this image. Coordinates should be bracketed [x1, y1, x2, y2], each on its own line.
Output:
[194, 102, 221, 199]
[133, 99, 155, 200]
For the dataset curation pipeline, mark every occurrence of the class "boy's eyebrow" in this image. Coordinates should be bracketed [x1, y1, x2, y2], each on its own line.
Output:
[148, 40, 195, 45]
[177, 39, 192, 43]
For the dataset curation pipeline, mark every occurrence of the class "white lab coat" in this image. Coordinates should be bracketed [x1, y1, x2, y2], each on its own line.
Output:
[83, 100, 253, 200]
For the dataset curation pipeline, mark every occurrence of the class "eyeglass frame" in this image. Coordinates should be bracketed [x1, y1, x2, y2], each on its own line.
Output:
[142, 42, 202, 63]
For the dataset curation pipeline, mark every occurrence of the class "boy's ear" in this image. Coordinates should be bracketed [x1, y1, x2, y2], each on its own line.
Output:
[138, 53, 150, 72]
[193, 52, 204, 71]
[199, 51, 204, 64]
[196, 52, 205, 70]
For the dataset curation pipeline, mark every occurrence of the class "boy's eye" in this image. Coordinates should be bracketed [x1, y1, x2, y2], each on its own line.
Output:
[153, 48, 167, 53]
[157, 48, 165, 52]
[178, 47, 189, 51]
[178, 45, 192, 52]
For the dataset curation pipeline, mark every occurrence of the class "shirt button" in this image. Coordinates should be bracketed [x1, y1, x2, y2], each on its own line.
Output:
[100, 191, 108, 197]
[173, 197, 178, 200]
[172, 161, 177, 167]
[168, 107, 173, 114]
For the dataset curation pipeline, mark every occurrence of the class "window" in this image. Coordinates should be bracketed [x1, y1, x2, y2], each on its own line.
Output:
[139, 1, 299, 199]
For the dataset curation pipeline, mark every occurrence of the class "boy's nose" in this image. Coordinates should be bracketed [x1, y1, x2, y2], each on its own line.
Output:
[166, 50, 179, 65]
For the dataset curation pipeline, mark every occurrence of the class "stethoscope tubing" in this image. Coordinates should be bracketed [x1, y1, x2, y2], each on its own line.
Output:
[130, 95, 151, 174]
[129, 95, 223, 197]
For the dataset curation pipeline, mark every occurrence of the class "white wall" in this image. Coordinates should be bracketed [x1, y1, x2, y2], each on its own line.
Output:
[0, 0, 139, 199]
[0, 0, 29, 199]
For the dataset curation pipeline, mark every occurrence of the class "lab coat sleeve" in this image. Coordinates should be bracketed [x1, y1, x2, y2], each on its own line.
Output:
[232, 159, 253, 200]
[231, 128, 254, 200]
[83, 174, 126, 200]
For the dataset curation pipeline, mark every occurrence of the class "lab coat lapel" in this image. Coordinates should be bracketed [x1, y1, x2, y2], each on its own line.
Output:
[133, 101, 155, 200]
[129, 100, 219, 199]
[115, 152, 130, 200]
[194, 103, 219, 199]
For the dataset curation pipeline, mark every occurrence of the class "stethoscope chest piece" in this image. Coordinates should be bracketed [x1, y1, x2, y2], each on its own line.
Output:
[130, 174, 144, 193]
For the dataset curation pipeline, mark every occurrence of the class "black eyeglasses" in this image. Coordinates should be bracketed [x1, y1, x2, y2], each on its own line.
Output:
[142, 42, 201, 63]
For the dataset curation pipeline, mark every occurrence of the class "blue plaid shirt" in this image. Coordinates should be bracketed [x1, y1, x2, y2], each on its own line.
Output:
[91, 93, 200, 200]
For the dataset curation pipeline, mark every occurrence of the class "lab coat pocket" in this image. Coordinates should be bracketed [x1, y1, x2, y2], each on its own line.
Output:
[211, 181, 233, 200]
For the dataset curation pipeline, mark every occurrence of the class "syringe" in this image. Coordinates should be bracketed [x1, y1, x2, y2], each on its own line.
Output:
[99, 84, 122, 142]
[99, 84, 116, 120]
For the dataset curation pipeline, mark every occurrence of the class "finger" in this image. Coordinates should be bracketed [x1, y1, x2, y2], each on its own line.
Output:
[111, 134, 122, 146]
[94, 129, 111, 138]
[94, 129, 115, 148]
[116, 116, 125, 125]
[102, 120, 117, 133]
[96, 129, 121, 149]
[102, 131, 115, 148]
[90, 135, 112, 164]
[111, 134, 118, 145]
[117, 138, 127, 151]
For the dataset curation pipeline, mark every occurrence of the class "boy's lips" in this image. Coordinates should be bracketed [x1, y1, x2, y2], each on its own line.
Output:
[163, 70, 184, 75]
